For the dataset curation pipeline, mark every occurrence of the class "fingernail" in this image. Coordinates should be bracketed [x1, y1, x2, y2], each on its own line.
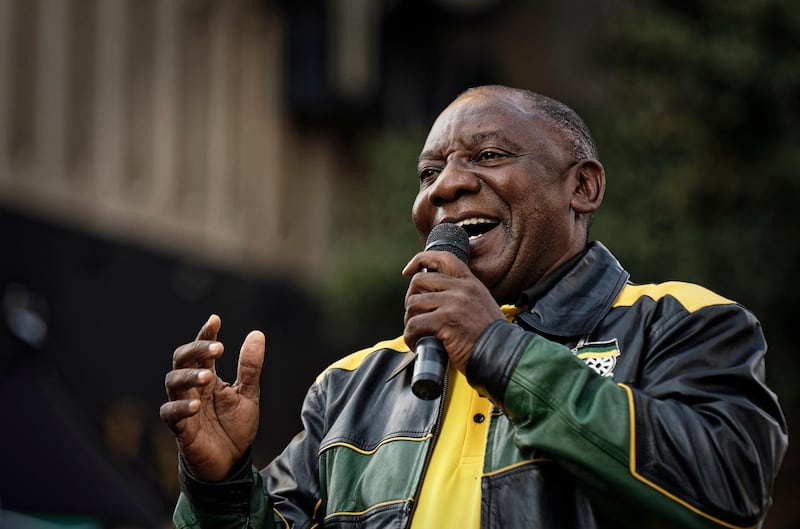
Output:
[209, 342, 222, 353]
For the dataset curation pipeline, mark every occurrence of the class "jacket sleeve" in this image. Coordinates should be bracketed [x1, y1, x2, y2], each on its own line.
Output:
[465, 305, 788, 529]
[172, 381, 329, 529]
[173, 458, 274, 529]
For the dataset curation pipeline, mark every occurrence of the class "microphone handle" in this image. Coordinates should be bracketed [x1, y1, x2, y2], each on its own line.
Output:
[412, 336, 447, 400]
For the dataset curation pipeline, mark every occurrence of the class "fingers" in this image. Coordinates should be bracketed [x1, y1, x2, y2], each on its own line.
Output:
[169, 314, 224, 371]
[162, 315, 227, 436]
[161, 368, 211, 431]
[196, 314, 221, 341]
[403, 280, 456, 350]
[159, 398, 201, 433]
[402, 250, 471, 278]
[403, 308, 435, 343]
[162, 316, 264, 441]
[235, 330, 265, 399]
[164, 366, 214, 401]
[173, 339, 224, 370]
[404, 270, 470, 321]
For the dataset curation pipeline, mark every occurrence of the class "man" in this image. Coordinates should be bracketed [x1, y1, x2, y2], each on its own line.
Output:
[160, 85, 788, 528]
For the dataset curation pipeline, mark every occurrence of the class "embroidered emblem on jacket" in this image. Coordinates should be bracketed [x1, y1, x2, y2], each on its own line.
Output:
[572, 339, 621, 377]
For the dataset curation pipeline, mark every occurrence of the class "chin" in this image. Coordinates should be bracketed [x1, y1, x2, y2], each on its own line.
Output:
[484, 279, 514, 305]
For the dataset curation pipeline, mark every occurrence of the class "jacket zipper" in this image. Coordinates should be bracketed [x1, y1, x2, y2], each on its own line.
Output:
[405, 365, 450, 527]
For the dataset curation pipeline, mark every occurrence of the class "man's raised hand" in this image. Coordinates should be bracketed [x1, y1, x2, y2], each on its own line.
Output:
[160, 315, 265, 482]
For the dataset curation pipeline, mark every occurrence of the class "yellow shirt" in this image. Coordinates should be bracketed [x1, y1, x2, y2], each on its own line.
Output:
[410, 366, 492, 529]
[411, 305, 524, 529]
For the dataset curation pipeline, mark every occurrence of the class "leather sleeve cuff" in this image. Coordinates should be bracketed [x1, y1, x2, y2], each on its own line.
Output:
[178, 448, 255, 516]
[466, 320, 536, 407]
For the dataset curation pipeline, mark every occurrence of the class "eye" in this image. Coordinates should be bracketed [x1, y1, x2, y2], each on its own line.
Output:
[418, 167, 439, 184]
[474, 149, 507, 163]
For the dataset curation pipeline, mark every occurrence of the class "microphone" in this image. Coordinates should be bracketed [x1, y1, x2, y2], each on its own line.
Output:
[411, 223, 470, 400]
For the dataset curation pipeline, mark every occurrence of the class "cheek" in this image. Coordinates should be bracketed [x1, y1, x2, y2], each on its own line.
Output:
[411, 194, 430, 239]
[511, 201, 558, 259]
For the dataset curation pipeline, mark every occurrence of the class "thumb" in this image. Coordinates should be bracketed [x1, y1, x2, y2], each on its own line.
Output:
[235, 330, 265, 399]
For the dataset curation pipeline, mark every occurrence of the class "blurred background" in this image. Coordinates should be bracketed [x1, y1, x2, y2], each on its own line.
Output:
[0, 0, 796, 527]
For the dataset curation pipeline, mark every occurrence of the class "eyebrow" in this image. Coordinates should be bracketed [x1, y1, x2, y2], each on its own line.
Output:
[417, 130, 524, 163]
[468, 130, 522, 150]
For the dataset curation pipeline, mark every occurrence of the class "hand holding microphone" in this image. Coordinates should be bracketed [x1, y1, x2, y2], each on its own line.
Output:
[410, 223, 470, 400]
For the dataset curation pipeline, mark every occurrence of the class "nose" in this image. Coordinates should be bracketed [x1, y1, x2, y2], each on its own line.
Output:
[427, 159, 481, 207]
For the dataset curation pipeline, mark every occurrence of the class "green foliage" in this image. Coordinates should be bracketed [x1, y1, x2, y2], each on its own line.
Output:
[589, 0, 800, 402]
[319, 130, 425, 347]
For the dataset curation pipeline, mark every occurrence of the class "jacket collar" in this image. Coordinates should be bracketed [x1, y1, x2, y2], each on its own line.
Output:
[514, 241, 629, 337]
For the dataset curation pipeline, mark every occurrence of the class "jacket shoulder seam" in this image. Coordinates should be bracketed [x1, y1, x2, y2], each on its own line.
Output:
[315, 336, 409, 384]
[613, 281, 735, 313]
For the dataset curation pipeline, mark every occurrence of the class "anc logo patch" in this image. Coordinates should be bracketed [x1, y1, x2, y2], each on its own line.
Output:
[572, 339, 621, 378]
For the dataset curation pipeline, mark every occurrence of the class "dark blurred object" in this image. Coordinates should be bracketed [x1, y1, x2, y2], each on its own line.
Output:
[2, 283, 49, 351]
[277, 0, 511, 129]
[0, 207, 331, 527]
[0, 365, 167, 527]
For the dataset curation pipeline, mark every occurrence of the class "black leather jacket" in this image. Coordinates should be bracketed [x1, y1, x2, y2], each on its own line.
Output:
[175, 242, 788, 529]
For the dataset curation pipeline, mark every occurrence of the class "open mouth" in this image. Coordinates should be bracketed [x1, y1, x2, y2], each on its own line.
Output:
[455, 218, 500, 240]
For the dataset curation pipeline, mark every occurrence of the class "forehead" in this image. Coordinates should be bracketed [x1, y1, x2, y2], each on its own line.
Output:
[421, 91, 560, 156]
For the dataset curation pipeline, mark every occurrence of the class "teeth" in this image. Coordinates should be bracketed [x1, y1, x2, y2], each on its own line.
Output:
[454, 218, 496, 240]
[455, 218, 494, 227]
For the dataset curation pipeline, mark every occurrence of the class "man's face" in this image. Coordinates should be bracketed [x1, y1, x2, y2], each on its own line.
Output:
[412, 88, 585, 304]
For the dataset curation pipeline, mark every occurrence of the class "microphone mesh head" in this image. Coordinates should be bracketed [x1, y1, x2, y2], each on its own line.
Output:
[425, 223, 470, 264]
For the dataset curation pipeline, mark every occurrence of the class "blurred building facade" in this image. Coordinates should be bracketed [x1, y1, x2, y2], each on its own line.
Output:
[0, 0, 338, 281]
[0, 0, 597, 282]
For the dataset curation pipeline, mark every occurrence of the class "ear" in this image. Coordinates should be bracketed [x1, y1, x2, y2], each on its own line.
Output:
[570, 159, 605, 214]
